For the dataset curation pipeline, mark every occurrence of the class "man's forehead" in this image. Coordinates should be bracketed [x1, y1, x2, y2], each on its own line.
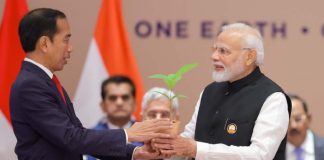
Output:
[146, 107, 172, 113]
[291, 99, 306, 114]
[106, 83, 131, 93]
[148, 99, 171, 107]
[107, 82, 130, 88]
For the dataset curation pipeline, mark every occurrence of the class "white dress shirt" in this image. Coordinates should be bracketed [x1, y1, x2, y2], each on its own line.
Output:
[286, 129, 315, 160]
[180, 91, 289, 160]
[24, 57, 53, 78]
[106, 119, 133, 130]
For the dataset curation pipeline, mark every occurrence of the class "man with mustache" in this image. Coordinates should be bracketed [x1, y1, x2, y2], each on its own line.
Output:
[286, 94, 324, 160]
[97, 76, 138, 133]
[86, 76, 142, 160]
[141, 87, 182, 136]
[141, 87, 179, 122]
[153, 23, 291, 160]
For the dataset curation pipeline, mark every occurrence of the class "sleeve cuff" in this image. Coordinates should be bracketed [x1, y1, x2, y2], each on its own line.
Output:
[131, 146, 140, 160]
[124, 129, 128, 144]
[195, 141, 209, 160]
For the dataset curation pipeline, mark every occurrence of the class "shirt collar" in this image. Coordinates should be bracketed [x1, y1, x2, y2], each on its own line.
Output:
[24, 57, 53, 79]
[106, 118, 133, 129]
[226, 67, 262, 93]
[302, 129, 315, 154]
[287, 129, 315, 155]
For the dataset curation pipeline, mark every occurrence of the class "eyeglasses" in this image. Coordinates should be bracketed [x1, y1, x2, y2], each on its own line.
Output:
[290, 114, 307, 124]
[106, 94, 131, 102]
[211, 44, 232, 56]
[211, 44, 253, 56]
[146, 111, 172, 120]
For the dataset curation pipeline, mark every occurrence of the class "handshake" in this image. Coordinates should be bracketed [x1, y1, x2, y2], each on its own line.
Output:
[126, 118, 197, 159]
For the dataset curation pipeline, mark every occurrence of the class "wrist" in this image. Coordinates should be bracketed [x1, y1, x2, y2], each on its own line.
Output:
[125, 129, 134, 142]
[134, 146, 149, 160]
[189, 139, 197, 158]
[133, 147, 141, 159]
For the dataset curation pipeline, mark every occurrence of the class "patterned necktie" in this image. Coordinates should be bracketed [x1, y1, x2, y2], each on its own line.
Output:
[294, 147, 304, 160]
[52, 74, 66, 104]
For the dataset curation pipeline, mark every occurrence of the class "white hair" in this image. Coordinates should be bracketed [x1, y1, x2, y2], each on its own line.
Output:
[141, 87, 179, 113]
[221, 23, 264, 66]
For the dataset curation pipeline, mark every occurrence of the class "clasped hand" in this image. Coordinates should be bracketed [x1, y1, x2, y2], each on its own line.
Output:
[151, 135, 197, 158]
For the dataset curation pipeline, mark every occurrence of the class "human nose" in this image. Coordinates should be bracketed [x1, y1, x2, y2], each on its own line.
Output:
[65, 45, 72, 59]
[68, 44, 73, 53]
[155, 113, 162, 119]
[116, 97, 124, 105]
[211, 49, 220, 61]
[289, 119, 298, 128]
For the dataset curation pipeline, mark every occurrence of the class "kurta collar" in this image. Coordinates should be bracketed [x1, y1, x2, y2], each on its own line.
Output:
[226, 67, 262, 94]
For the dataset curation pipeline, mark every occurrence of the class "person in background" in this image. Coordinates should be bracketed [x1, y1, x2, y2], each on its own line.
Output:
[141, 87, 181, 160]
[286, 94, 324, 160]
[96, 76, 139, 136]
[86, 76, 142, 160]
[141, 87, 179, 122]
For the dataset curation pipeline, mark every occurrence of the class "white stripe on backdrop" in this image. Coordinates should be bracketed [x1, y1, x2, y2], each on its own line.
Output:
[73, 39, 109, 128]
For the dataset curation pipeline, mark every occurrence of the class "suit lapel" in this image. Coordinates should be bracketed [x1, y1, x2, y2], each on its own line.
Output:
[61, 88, 82, 126]
[22, 61, 74, 119]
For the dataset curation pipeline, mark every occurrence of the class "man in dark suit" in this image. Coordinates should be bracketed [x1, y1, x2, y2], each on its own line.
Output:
[86, 76, 142, 160]
[95, 76, 139, 135]
[10, 8, 172, 160]
[286, 94, 324, 160]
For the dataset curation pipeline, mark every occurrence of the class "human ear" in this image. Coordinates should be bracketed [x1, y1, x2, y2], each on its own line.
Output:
[100, 101, 106, 112]
[38, 36, 49, 52]
[245, 49, 257, 66]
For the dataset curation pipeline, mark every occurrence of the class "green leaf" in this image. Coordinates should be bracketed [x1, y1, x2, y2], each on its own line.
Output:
[176, 63, 198, 77]
[166, 74, 180, 89]
[148, 63, 198, 104]
[170, 94, 187, 100]
[170, 95, 178, 100]
[150, 74, 172, 89]
[177, 94, 188, 99]
[149, 74, 168, 80]
[153, 91, 171, 100]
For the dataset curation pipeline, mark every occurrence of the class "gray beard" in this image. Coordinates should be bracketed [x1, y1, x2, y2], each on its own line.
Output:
[212, 70, 232, 82]
[212, 55, 245, 82]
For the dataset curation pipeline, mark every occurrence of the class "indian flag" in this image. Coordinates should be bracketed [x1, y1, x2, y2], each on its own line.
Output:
[74, 0, 144, 127]
[0, 0, 28, 159]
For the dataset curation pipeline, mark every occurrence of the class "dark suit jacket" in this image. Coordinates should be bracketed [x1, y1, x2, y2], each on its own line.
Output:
[10, 61, 136, 160]
[314, 133, 324, 160]
[87, 120, 144, 160]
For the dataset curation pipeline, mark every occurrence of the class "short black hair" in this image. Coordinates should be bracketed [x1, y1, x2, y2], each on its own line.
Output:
[19, 8, 66, 53]
[288, 94, 308, 113]
[101, 75, 136, 100]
